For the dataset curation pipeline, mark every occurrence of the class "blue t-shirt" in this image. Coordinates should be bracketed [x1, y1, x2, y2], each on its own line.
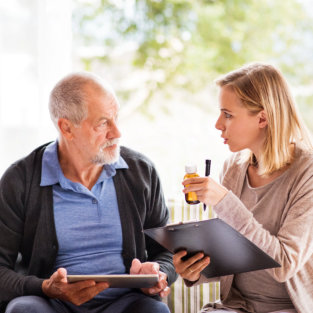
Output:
[40, 141, 130, 300]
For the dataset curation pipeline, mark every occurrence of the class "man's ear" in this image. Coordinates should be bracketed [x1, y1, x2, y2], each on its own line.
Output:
[58, 118, 74, 140]
[258, 110, 268, 129]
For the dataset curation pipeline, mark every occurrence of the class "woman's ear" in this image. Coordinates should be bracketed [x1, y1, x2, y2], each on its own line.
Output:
[258, 110, 268, 129]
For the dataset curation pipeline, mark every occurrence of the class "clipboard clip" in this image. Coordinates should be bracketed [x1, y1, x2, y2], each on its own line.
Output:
[166, 220, 199, 231]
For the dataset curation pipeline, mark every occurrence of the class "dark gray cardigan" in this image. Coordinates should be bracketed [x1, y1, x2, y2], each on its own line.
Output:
[0, 143, 177, 310]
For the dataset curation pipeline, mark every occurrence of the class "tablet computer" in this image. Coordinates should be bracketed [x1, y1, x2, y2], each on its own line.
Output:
[67, 274, 159, 288]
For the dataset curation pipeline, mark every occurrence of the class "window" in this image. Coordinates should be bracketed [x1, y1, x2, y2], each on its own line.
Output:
[0, 0, 72, 174]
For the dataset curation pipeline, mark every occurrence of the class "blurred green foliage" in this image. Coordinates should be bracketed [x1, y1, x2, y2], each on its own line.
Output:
[73, 0, 313, 119]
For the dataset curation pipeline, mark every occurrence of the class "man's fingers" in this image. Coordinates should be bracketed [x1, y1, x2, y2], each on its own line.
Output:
[96, 282, 109, 291]
[51, 268, 67, 283]
[67, 282, 109, 306]
[154, 275, 167, 291]
[151, 263, 159, 273]
[159, 286, 171, 298]
[43, 268, 110, 307]
[82, 282, 109, 296]
[68, 280, 97, 292]
[140, 270, 168, 296]
[130, 258, 142, 274]
[139, 261, 159, 274]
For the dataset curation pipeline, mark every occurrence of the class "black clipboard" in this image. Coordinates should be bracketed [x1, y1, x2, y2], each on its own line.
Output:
[144, 218, 280, 278]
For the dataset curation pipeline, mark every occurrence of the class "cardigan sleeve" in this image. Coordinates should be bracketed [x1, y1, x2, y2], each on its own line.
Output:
[143, 163, 178, 286]
[0, 163, 45, 302]
[115, 146, 178, 286]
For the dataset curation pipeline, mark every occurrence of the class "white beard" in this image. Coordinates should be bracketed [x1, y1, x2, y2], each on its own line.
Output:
[91, 139, 120, 165]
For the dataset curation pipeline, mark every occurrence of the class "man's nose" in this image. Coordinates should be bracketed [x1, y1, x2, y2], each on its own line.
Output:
[109, 120, 122, 139]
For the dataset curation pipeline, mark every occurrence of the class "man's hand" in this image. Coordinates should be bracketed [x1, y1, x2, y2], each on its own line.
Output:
[130, 258, 170, 298]
[42, 268, 109, 306]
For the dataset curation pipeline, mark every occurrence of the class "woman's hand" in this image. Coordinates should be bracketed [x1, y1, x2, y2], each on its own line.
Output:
[173, 250, 210, 282]
[183, 176, 228, 206]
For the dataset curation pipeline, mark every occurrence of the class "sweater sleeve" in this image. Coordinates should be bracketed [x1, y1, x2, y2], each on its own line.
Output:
[0, 164, 45, 302]
[213, 160, 313, 283]
[144, 164, 178, 286]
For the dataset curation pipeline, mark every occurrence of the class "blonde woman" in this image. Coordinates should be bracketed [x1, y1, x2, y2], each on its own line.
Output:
[173, 63, 313, 313]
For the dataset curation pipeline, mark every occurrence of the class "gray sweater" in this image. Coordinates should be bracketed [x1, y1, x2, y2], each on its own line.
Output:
[0, 143, 177, 311]
[193, 147, 313, 313]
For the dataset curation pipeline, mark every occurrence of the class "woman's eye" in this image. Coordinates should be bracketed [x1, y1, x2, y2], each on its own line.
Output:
[224, 112, 232, 118]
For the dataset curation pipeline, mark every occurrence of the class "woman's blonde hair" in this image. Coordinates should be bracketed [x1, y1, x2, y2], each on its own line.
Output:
[215, 62, 312, 175]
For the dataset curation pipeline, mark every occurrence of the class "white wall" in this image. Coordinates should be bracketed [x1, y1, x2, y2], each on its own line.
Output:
[0, 0, 72, 175]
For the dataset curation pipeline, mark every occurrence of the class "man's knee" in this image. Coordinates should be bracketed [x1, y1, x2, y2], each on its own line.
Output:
[125, 297, 170, 313]
[153, 301, 170, 313]
[5, 296, 55, 313]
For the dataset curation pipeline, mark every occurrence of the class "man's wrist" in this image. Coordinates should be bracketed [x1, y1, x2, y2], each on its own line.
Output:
[42, 279, 50, 297]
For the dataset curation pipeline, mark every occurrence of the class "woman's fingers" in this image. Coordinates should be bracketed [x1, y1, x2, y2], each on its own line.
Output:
[190, 256, 210, 273]
[183, 177, 207, 185]
[183, 176, 228, 206]
[173, 251, 204, 272]
[173, 250, 210, 282]
[181, 256, 210, 282]
[182, 252, 206, 269]
[183, 177, 209, 191]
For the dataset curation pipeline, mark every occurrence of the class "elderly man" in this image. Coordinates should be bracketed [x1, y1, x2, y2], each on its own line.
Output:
[0, 73, 176, 313]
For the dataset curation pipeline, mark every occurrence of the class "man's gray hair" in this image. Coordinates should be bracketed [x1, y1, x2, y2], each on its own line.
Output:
[49, 72, 115, 128]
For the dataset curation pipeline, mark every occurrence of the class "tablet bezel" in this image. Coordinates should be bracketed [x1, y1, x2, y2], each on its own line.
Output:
[67, 274, 159, 288]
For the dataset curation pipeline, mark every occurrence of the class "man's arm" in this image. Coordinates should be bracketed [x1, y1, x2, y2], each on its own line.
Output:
[0, 163, 44, 302]
[0, 156, 110, 306]
[115, 147, 178, 287]
[144, 164, 178, 286]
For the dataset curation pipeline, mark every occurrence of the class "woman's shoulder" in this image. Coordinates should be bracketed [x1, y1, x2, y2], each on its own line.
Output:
[292, 146, 313, 174]
[219, 151, 248, 186]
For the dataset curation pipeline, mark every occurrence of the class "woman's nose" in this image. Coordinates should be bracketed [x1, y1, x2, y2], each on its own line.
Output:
[215, 116, 224, 131]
